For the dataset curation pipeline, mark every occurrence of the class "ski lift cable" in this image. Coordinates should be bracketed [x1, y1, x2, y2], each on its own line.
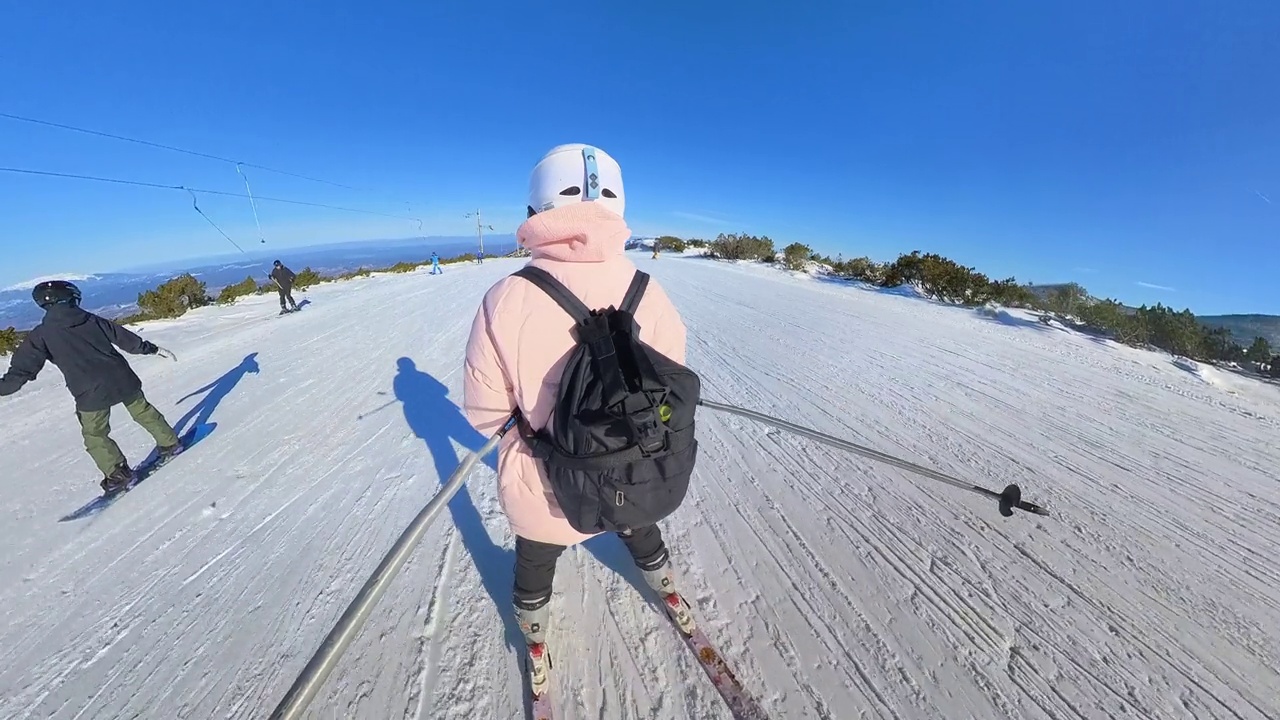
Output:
[0, 111, 398, 198]
[0, 167, 423, 221]
[186, 189, 250, 256]
[236, 164, 268, 246]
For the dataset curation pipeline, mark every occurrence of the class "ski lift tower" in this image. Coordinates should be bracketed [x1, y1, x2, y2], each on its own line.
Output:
[465, 210, 494, 259]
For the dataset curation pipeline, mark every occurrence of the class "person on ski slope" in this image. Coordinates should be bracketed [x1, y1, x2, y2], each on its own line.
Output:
[430, 251, 442, 274]
[0, 280, 183, 493]
[269, 260, 299, 313]
[463, 144, 690, 662]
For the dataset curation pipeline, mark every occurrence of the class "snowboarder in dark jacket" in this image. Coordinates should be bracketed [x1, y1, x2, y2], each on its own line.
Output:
[0, 280, 183, 492]
[269, 260, 299, 314]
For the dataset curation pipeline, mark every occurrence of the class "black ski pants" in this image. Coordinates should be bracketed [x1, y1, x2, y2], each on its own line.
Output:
[277, 284, 297, 310]
[514, 525, 668, 610]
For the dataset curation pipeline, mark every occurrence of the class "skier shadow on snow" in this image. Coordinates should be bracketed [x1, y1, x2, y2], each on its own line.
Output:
[172, 352, 261, 437]
[391, 358, 649, 658]
[393, 357, 526, 656]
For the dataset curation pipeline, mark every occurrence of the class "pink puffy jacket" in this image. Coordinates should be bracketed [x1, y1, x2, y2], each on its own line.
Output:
[463, 203, 688, 547]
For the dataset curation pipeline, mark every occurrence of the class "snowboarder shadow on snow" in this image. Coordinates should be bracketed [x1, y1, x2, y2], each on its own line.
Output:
[391, 358, 652, 654]
[173, 352, 260, 437]
[57, 354, 258, 522]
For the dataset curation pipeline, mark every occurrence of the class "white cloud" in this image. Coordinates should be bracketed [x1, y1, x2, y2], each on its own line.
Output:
[671, 210, 734, 225]
[2, 274, 98, 292]
[1136, 281, 1175, 291]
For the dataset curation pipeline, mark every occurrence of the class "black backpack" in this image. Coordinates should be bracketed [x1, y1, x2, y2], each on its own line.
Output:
[511, 266, 700, 535]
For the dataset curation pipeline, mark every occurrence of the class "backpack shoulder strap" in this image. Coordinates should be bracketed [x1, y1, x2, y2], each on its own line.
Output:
[512, 266, 592, 323]
[619, 271, 650, 315]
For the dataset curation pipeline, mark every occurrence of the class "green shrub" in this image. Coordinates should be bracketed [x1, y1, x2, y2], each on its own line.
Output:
[1246, 336, 1273, 363]
[880, 251, 991, 304]
[1043, 283, 1090, 318]
[338, 267, 373, 281]
[136, 273, 210, 319]
[781, 242, 813, 271]
[987, 278, 1040, 308]
[656, 236, 687, 253]
[830, 256, 886, 283]
[293, 266, 326, 289]
[0, 326, 24, 356]
[708, 233, 775, 261]
[217, 276, 260, 305]
[116, 312, 151, 326]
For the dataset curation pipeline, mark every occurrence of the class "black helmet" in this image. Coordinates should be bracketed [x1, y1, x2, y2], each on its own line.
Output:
[273, 260, 282, 267]
[33, 280, 82, 309]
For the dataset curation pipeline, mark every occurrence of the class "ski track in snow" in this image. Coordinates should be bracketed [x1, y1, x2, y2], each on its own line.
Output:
[1, 256, 1278, 719]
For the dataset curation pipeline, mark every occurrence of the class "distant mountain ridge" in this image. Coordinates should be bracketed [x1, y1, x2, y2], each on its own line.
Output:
[0, 235, 516, 330]
[1197, 315, 1280, 347]
[1026, 284, 1280, 347]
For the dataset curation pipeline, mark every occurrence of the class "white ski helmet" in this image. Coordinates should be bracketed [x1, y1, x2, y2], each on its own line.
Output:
[527, 144, 625, 219]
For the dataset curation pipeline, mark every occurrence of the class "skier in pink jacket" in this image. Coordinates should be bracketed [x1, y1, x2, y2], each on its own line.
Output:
[463, 144, 692, 690]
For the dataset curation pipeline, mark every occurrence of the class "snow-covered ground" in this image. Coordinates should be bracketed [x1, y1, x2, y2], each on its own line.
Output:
[2, 255, 1278, 720]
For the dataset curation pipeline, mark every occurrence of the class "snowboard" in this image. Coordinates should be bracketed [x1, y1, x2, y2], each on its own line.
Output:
[58, 422, 215, 522]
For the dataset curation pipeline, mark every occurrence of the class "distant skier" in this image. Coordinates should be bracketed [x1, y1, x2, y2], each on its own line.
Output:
[476, 251, 484, 265]
[463, 144, 695, 697]
[652, 242, 660, 260]
[269, 260, 299, 314]
[0, 280, 183, 493]
[430, 252, 442, 275]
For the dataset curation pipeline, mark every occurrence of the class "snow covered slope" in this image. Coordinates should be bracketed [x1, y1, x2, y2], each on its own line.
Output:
[2, 256, 1278, 719]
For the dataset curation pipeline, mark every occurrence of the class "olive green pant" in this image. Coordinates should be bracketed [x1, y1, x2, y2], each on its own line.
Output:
[76, 394, 180, 475]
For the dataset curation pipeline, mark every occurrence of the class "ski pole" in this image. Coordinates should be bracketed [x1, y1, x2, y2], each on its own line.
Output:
[697, 399, 1049, 518]
[269, 411, 520, 720]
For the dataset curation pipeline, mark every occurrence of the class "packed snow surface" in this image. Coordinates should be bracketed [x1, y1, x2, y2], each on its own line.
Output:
[2, 256, 1278, 719]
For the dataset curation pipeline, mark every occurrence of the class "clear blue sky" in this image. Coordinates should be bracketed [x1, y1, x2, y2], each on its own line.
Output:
[2, 1, 1277, 314]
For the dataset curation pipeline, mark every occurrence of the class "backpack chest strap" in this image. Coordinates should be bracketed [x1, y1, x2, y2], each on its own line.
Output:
[527, 424, 696, 471]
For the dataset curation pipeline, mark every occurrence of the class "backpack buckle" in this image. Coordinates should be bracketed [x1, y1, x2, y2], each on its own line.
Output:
[629, 407, 668, 456]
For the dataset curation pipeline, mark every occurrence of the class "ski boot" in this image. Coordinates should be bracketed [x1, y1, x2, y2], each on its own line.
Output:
[641, 559, 696, 635]
[154, 441, 186, 468]
[515, 599, 553, 697]
[100, 463, 134, 494]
